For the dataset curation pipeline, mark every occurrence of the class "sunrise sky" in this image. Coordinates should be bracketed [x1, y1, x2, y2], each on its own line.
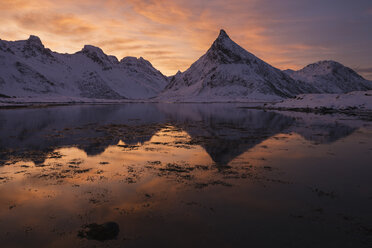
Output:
[1, 0, 371, 78]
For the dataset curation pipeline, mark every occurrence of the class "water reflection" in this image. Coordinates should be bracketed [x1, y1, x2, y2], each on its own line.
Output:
[0, 104, 371, 247]
[0, 104, 361, 165]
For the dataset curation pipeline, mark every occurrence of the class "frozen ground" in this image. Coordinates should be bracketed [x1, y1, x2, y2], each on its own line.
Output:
[2, 90, 371, 117]
[0, 96, 140, 108]
[270, 90, 372, 111]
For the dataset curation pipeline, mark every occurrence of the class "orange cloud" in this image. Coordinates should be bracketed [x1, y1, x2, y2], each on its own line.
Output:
[0, 0, 287, 74]
[125, 0, 193, 24]
[14, 12, 97, 35]
[0, 0, 370, 77]
[0, 0, 33, 11]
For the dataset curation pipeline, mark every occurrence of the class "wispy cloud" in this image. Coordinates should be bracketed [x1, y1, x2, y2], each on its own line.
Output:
[14, 12, 96, 35]
[356, 67, 372, 73]
[0, 0, 371, 76]
[354, 67, 372, 80]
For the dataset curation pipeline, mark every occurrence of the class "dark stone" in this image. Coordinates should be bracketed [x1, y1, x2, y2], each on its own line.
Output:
[78, 222, 120, 241]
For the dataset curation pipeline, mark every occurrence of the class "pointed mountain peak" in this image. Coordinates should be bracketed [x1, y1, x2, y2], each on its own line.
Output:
[26, 35, 44, 48]
[138, 56, 148, 63]
[79, 45, 115, 66]
[120, 56, 139, 64]
[21, 35, 50, 57]
[81, 45, 104, 55]
[204, 29, 258, 65]
[120, 56, 152, 67]
[28, 35, 42, 43]
[218, 29, 230, 39]
[211, 29, 241, 51]
[214, 29, 232, 45]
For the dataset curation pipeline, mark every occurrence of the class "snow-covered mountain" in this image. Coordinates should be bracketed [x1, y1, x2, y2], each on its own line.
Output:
[1, 32, 371, 103]
[284, 60, 372, 93]
[0, 36, 168, 99]
[158, 30, 316, 102]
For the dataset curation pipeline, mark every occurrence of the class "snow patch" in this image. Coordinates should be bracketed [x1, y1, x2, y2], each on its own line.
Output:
[272, 90, 372, 111]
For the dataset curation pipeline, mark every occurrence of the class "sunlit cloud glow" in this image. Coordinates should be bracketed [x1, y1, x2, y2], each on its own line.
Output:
[0, 0, 371, 78]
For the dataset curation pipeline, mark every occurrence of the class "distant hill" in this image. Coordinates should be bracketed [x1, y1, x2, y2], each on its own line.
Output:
[284, 60, 372, 93]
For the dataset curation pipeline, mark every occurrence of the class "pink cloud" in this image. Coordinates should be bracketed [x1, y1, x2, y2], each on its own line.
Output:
[0, 0, 370, 76]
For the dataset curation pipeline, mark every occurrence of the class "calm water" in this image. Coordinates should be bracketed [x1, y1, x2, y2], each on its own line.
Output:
[0, 104, 371, 248]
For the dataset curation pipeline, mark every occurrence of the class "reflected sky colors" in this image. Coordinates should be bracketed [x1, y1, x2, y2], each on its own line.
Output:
[0, 104, 372, 247]
[0, 0, 371, 78]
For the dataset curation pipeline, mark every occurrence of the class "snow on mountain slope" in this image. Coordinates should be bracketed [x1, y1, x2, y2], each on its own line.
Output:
[0, 36, 168, 100]
[284, 61, 372, 93]
[158, 30, 316, 102]
[1, 33, 371, 103]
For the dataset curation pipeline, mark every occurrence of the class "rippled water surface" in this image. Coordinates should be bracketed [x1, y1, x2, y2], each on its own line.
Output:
[0, 104, 371, 248]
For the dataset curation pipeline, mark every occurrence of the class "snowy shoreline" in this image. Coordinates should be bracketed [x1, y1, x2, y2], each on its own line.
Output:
[264, 90, 372, 118]
[1, 91, 371, 121]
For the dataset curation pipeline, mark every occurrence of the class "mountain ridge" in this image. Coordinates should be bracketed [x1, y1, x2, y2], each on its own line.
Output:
[159, 29, 319, 101]
[284, 60, 372, 93]
[1, 32, 371, 102]
[0, 35, 169, 99]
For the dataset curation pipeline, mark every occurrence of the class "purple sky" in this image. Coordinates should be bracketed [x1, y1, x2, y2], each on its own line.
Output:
[1, 0, 371, 78]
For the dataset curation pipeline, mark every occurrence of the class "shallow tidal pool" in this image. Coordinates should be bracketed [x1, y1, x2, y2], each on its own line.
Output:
[0, 103, 371, 247]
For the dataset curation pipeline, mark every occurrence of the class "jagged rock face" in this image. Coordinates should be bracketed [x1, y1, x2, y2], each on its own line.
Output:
[161, 30, 315, 101]
[119, 57, 168, 87]
[0, 35, 54, 60]
[0, 36, 168, 99]
[78, 45, 117, 69]
[206, 30, 252, 64]
[285, 60, 372, 93]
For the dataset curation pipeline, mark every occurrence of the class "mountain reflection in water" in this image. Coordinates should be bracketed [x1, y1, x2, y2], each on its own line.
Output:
[0, 104, 358, 165]
[0, 104, 371, 248]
